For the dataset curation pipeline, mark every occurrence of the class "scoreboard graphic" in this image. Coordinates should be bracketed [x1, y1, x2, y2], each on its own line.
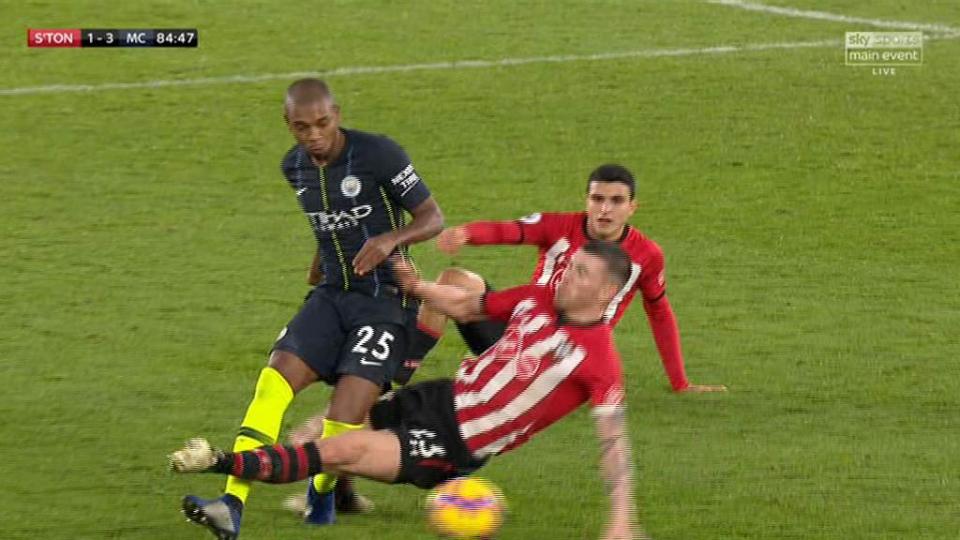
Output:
[28, 29, 198, 48]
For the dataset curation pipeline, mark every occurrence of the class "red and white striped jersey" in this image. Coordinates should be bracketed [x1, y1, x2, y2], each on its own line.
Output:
[453, 285, 625, 459]
[518, 212, 666, 327]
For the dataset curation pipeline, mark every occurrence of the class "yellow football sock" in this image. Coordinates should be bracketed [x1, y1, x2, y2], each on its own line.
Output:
[224, 367, 294, 504]
[311, 418, 364, 493]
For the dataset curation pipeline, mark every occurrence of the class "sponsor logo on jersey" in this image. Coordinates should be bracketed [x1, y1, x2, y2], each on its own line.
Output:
[504, 308, 556, 380]
[390, 164, 421, 196]
[341, 175, 362, 198]
[494, 326, 523, 365]
[515, 351, 541, 380]
[306, 205, 373, 232]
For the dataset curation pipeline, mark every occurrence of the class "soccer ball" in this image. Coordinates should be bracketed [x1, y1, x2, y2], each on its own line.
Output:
[426, 477, 506, 539]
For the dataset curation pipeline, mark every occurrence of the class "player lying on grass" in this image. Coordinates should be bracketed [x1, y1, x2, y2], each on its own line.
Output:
[178, 78, 444, 539]
[398, 163, 725, 393]
[172, 240, 650, 540]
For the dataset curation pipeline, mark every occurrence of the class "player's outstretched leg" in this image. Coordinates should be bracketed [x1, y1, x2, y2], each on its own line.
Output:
[172, 436, 339, 535]
[170, 430, 401, 484]
[179, 352, 312, 539]
[171, 439, 240, 539]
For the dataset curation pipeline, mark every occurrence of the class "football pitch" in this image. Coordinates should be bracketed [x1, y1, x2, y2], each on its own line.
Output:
[2, 1, 958, 538]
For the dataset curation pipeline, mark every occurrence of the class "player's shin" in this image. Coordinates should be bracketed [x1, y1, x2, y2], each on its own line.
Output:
[225, 367, 294, 503]
[310, 418, 364, 493]
[214, 442, 324, 483]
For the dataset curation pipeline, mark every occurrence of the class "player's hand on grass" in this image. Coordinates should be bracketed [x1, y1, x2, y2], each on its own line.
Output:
[353, 232, 399, 276]
[436, 226, 468, 255]
[390, 256, 421, 294]
[677, 383, 727, 393]
[288, 415, 326, 445]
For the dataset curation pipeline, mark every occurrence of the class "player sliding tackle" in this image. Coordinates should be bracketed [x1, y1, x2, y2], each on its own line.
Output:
[172, 240, 652, 540]
[399, 164, 725, 393]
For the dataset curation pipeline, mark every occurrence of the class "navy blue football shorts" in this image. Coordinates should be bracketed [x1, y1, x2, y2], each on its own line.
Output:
[273, 285, 415, 387]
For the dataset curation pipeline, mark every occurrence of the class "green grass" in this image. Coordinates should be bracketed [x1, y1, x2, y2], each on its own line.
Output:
[2, 1, 959, 538]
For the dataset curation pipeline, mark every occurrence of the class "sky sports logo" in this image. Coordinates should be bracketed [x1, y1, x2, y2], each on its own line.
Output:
[845, 32, 923, 67]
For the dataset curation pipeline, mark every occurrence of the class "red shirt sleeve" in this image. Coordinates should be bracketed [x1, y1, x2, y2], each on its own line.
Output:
[464, 212, 574, 248]
[482, 284, 542, 322]
[515, 212, 572, 247]
[644, 296, 689, 391]
[574, 328, 626, 414]
[638, 240, 667, 302]
[464, 221, 523, 245]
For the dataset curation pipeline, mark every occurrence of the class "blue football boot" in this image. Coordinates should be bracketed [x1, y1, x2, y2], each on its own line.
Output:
[181, 494, 243, 540]
[303, 478, 336, 525]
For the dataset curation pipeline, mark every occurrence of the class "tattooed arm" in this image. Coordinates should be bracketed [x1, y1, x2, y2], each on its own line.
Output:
[594, 407, 647, 540]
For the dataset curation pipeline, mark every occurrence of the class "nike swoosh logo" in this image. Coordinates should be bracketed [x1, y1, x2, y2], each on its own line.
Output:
[359, 358, 383, 366]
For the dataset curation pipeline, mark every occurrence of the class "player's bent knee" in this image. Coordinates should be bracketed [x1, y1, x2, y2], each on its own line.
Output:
[267, 350, 317, 393]
[251, 366, 294, 402]
[327, 375, 381, 424]
[436, 268, 486, 294]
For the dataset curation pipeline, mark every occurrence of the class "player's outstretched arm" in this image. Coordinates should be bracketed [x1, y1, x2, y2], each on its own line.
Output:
[392, 259, 486, 322]
[437, 220, 524, 255]
[353, 196, 444, 276]
[594, 408, 649, 540]
[643, 295, 726, 393]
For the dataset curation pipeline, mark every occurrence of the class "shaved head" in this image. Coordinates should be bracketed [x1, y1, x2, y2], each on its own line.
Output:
[284, 78, 344, 163]
[285, 78, 336, 110]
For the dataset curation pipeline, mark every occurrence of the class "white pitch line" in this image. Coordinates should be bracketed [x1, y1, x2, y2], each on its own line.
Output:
[707, 0, 960, 35]
[1, 39, 840, 97]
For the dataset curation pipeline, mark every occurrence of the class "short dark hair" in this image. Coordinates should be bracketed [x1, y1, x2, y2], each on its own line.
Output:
[587, 163, 636, 200]
[581, 239, 633, 289]
[285, 78, 335, 107]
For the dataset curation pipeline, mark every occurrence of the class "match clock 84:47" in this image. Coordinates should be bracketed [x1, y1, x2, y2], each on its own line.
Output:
[155, 30, 197, 47]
